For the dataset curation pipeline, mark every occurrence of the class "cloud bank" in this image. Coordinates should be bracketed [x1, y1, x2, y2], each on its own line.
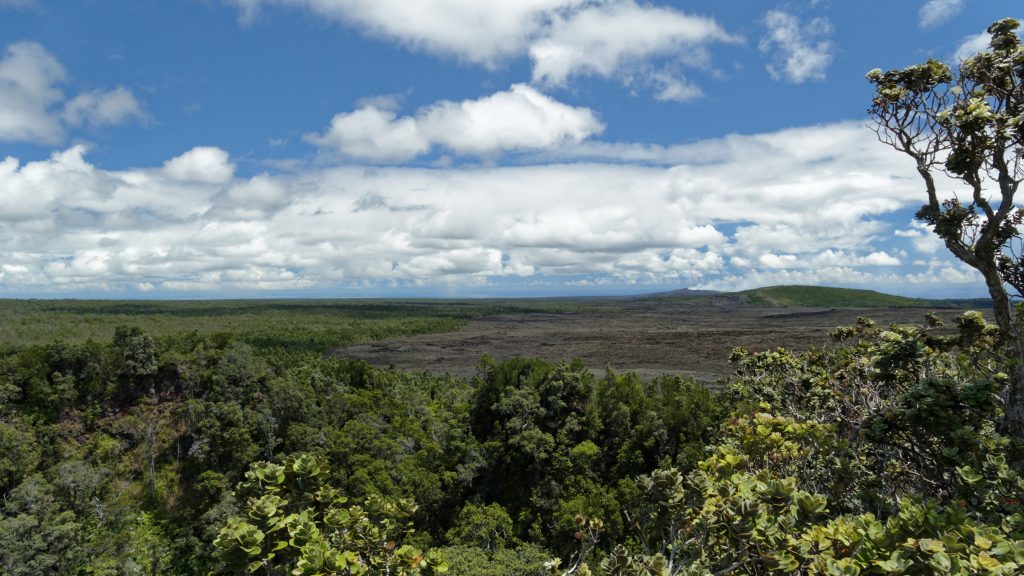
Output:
[0, 122, 981, 295]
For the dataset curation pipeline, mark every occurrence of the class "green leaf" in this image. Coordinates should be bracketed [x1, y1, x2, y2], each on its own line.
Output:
[928, 551, 951, 572]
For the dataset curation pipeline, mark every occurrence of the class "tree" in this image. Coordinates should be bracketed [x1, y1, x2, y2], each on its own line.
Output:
[867, 18, 1024, 436]
[212, 453, 448, 576]
[112, 325, 158, 399]
[445, 503, 514, 553]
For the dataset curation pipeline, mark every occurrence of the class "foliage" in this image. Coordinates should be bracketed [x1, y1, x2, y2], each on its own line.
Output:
[212, 453, 448, 575]
[727, 311, 1021, 517]
[604, 457, 1024, 575]
[868, 18, 1024, 437]
[437, 544, 552, 576]
[0, 294, 1022, 575]
[739, 286, 941, 308]
[469, 357, 725, 546]
[445, 503, 514, 552]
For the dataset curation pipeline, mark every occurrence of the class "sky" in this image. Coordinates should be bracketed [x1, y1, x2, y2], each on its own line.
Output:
[0, 0, 1018, 299]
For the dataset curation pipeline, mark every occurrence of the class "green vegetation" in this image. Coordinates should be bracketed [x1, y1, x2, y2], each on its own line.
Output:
[0, 298, 606, 352]
[0, 291, 1020, 573]
[735, 285, 992, 309]
[644, 285, 989, 309]
[739, 286, 934, 308]
[868, 17, 1024, 436]
[0, 306, 732, 574]
[0, 286, 989, 354]
[214, 453, 448, 575]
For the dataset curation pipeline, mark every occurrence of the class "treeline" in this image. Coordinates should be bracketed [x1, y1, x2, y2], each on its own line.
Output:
[0, 311, 1022, 574]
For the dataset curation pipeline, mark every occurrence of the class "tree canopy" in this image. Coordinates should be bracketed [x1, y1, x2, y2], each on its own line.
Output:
[868, 18, 1024, 437]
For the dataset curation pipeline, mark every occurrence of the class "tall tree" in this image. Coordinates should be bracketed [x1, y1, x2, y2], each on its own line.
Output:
[867, 18, 1024, 436]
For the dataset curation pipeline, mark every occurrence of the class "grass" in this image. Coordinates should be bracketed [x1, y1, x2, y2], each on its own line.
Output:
[736, 285, 990, 309]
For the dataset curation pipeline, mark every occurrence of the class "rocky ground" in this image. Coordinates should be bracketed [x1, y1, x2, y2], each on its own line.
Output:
[336, 302, 976, 384]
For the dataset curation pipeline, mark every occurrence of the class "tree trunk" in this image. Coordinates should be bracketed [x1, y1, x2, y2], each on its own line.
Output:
[1006, 365, 1024, 438]
[980, 263, 1024, 437]
[145, 420, 157, 498]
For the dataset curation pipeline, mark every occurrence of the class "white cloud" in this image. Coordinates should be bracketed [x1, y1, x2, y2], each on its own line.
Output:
[226, 0, 734, 99]
[62, 86, 145, 128]
[529, 1, 737, 86]
[753, 250, 900, 271]
[228, 0, 585, 65]
[0, 0, 34, 7]
[896, 220, 944, 254]
[758, 253, 800, 269]
[862, 251, 901, 266]
[0, 121, 966, 295]
[306, 107, 429, 162]
[307, 84, 604, 161]
[417, 84, 603, 156]
[649, 72, 703, 103]
[954, 31, 989, 62]
[0, 41, 146, 144]
[919, 0, 964, 29]
[0, 42, 66, 144]
[223, 174, 288, 209]
[162, 147, 236, 183]
[759, 10, 834, 83]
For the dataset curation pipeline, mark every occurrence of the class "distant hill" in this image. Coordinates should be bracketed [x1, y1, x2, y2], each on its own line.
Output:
[645, 285, 991, 309]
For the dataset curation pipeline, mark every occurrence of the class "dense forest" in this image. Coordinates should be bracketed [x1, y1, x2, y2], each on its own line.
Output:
[0, 298, 1021, 574]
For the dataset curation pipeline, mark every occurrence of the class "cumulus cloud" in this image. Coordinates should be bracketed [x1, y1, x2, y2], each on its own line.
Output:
[0, 122, 975, 295]
[0, 42, 66, 144]
[0, 41, 145, 144]
[755, 250, 900, 270]
[862, 251, 902, 266]
[228, 0, 577, 64]
[306, 107, 429, 162]
[919, 0, 964, 29]
[226, 0, 734, 99]
[529, 1, 737, 87]
[162, 147, 236, 183]
[306, 84, 604, 161]
[62, 87, 146, 128]
[759, 11, 834, 83]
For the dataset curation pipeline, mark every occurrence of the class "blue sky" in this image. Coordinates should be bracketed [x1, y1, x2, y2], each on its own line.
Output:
[0, 0, 1017, 298]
